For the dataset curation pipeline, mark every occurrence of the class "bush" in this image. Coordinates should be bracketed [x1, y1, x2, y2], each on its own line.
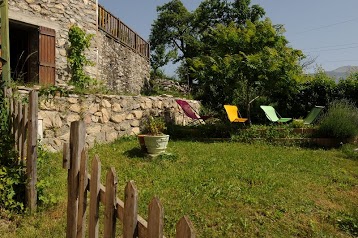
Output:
[317, 100, 358, 139]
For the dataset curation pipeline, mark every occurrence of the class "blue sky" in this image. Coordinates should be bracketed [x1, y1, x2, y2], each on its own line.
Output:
[99, 0, 358, 75]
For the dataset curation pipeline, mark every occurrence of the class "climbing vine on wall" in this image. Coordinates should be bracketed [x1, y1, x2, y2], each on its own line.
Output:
[67, 25, 95, 90]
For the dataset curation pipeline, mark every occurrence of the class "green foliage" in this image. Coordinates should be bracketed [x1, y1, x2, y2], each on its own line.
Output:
[317, 100, 358, 139]
[36, 144, 59, 208]
[341, 144, 358, 161]
[142, 116, 167, 135]
[191, 19, 302, 115]
[38, 85, 69, 98]
[291, 119, 305, 128]
[150, 0, 266, 86]
[336, 209, 358, 237]
[0, 83, 26, 214]
[67, 25, 95, 89]
[0, 164, 26, 214]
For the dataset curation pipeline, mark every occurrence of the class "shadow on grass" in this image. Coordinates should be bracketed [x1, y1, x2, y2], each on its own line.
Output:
[123, 147, 146, 159]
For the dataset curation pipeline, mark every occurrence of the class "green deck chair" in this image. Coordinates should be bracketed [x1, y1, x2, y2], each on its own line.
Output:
[260, 105, 292, 123]
[303, 106, 324, 125]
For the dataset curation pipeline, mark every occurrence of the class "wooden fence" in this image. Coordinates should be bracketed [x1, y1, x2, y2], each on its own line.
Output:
[8, 88, 38, 212]
[98, 4, 150, 60]
[64, 121, 195, 238]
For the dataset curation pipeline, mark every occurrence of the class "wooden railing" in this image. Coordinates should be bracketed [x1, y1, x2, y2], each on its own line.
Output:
[64, 121, 195, 238]
[8, 88, 38, 212]
[98, 5, 150, 60]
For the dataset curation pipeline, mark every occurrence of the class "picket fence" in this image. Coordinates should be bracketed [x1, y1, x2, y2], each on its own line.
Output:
[64, 121, 195, 238]
[8, 88, 38, 212]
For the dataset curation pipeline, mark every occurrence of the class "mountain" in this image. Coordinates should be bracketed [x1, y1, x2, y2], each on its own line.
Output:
[325, 66, 358, 81]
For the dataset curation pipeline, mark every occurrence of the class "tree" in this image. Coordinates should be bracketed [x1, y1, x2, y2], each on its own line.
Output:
[149, 0, 195, 85]
[150, 0, 265, 87]
[190, 19, 303, 121]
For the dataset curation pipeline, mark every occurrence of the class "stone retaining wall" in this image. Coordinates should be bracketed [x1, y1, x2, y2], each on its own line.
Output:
[38, 94, 201, 152]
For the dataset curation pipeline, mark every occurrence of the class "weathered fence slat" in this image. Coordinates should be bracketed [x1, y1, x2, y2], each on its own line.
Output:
[77, 149, 88, 238]
[66, 121, 86, 238]
[62, 143, 70, 169]
[89, 155, 101, 238]
[21, 106, 28, 164]
[17, 101, 23, 155]
[123, 180, 138, 238]
[176, 216, 196, 238]
[26, 90, 38, 212]
[104, 168, 117, 238]
[148, 197, 164, 238]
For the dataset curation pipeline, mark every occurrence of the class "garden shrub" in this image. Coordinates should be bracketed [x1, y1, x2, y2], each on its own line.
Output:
[316, 100, 358, 139]
[0, 85, 26, 214]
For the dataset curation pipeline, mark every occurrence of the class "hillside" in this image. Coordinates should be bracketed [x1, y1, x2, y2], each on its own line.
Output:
[325, 66, 358, 81]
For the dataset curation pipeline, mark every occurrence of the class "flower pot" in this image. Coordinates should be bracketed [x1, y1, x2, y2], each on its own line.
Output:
[137, 134, 147, 152]
[144, 134, 170, 155]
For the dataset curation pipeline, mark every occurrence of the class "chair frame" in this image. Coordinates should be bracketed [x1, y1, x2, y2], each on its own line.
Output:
[175, 99, 211, 125]
[260, 105, 292, 123]
[224, 105, 248, 123]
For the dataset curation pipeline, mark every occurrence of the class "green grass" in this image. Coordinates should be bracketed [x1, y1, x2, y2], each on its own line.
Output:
[1, 139, 357, 237]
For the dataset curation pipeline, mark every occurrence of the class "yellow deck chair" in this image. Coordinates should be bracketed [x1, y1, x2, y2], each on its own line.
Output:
[224, 105, 248, 123]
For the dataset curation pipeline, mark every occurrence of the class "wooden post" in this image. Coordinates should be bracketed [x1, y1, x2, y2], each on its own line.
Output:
[148, 197, 164, 238]
[176, 216, 195, 238]
[66, 121, 86, 238]
[77, 149, 88, 238]
[89, 155, 101, 238]
[104, 168, 117, 238]
[26, 90, 38, 213]
[123, 180, 138, 238]
[0, 0, 10, 86]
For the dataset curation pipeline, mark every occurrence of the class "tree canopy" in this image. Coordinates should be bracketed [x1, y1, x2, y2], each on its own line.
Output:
[150, 0, 305, 118]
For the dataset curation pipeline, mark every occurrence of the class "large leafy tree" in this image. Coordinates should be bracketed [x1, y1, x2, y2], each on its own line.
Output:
[149, 0, 195, 84]
[190, 20, 303, 120]
[150, 0, 264, 86]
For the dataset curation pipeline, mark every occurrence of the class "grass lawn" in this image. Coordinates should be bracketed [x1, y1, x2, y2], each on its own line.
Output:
[1, 138, 357, 237]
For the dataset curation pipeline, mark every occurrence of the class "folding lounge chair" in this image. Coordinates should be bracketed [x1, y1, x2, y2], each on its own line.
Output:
[175, 99, 211, 125]
[224, 105, 248, 123]
[303, 106, 324, 125]
[260, 105, 292, 123]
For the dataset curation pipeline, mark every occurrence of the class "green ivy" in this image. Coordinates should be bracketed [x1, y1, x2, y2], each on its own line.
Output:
[67, 25, 95, 89]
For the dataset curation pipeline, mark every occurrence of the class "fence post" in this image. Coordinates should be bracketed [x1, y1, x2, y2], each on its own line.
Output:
[66, 121, 86, 238]
[123, 180, 138, 238]
[77, 149, 88, 238]
[175, 216, 196, 238]
[148, 197, 164, 238]
[104, 167, 117, 238]
[89, 155, 101, 238]
[26, 90, 38, 213]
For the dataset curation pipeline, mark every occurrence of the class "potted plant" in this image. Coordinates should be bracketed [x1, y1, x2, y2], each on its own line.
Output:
[142, 116, 170, 155]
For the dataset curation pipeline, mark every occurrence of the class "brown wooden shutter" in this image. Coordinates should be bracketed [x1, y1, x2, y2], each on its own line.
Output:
[39, 26, 55, 85]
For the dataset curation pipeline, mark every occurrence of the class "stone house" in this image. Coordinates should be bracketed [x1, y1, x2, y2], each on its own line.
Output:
[9, 0, 150, 94]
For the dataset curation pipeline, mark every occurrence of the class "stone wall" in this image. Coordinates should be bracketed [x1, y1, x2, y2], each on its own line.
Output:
[96, 31, 150, 95]
[9, 0, 150, 94]
[38, 93, 201, 152]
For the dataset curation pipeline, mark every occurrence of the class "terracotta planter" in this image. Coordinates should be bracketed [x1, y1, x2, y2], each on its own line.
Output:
[137, 134, 147, 152]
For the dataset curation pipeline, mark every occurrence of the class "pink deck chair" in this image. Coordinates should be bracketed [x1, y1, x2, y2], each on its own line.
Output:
[175, 99, 211, 125]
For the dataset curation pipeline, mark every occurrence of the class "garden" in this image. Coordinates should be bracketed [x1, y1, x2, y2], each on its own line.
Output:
[1, 132, 357, 237]
[1, 0, 358, 237]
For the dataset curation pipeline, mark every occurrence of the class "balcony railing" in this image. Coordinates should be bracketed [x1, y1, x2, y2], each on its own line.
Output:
[98, 5, 149, 60]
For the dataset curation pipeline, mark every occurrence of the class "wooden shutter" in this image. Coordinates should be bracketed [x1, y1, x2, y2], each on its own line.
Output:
[39, 26, 55, 85]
